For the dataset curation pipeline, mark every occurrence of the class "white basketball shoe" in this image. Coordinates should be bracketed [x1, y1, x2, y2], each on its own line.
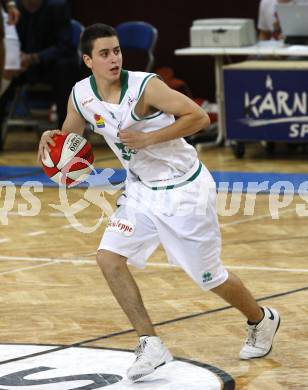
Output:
[240, 307, 280, 360]
[127, 336, 173, 382]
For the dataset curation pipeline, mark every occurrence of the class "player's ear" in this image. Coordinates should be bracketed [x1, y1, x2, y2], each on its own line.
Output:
[83, 54, 92, 69]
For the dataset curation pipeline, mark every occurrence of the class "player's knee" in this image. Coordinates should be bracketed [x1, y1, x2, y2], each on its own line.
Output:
[96, 249, 126, 273]
[96, 250, 113, 271]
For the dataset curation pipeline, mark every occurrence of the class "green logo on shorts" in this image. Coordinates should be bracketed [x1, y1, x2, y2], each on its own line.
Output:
[202, 272, 213, 283]
[115, 142, 137, 161]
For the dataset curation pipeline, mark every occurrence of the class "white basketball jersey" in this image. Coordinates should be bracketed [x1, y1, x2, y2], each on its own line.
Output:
[72, 70, 197, 183]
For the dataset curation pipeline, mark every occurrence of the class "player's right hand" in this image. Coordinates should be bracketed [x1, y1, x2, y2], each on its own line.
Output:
[37, 129, 63, 162]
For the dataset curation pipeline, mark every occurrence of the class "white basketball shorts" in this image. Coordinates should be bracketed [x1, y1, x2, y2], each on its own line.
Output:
[98, 160, 228, 291]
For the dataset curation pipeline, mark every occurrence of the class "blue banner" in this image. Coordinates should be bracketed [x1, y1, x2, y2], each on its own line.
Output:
[224, 68, 308, 141]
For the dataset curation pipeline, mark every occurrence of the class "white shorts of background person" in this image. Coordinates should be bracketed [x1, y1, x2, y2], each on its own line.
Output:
[1, 9, 20, 96]
[99, 160, 228, 291]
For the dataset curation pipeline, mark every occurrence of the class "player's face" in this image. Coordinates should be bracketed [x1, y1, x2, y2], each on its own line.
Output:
[84, 36, 123, 82]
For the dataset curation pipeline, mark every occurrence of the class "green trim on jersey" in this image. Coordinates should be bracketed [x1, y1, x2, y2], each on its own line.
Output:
[72, 87, 86, 121]
[138, 73, 154, 98]
[131, 73, 162, 121]
[131, 110, 163, 121]
[119, 70, 129, 103]
[89, 70, 129, 104]
[142, 162, 202, 190]
[90, 75, 101, 101]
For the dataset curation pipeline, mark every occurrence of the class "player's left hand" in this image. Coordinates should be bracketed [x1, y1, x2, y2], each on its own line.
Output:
[119, 130, 151, 149]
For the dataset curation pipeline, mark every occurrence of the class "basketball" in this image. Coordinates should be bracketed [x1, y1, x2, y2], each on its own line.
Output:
[41, 132, 94, 186]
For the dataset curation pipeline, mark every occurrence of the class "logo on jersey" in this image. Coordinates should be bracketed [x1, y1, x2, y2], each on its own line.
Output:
[81, 96, 94, 107]
[109, 111, 117, 120]
[94, 114, 105, 128]
[127, 96, 135, 106]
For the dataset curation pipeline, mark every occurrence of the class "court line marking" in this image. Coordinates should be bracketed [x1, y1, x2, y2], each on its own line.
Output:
[149, 263, 308, 273]
[1, 280, 73, 287]
[62, 223, 83, 229]
[226, 265, 308, 273]
[6, 211, 68, 217]
[27, 230, 46, 236]
[0, 284, 307, 367]
[0, 238, 10, 243]
[220, 206, 296, 227]
[0, 261, 57, 276]
[0, 255, 94, 264]
[5, 204, 297, 228]
[49, 212, 69, 217]
[0, 255, 308, 273]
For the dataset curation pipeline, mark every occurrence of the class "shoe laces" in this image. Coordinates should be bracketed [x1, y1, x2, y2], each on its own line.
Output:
[135, 339, 147, 360]
[246, 325, 260, 346]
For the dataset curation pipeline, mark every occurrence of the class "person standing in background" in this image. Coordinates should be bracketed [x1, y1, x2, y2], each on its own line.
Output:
[258, 0, 308, 41]
[0, 0, 19, 89]
[0, 0, 81, 130]
[0, 7, 20, 95]
[258, 0, 278, 40]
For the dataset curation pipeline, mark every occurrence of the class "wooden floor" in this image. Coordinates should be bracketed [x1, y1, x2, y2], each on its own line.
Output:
[1, 129, 308, 389]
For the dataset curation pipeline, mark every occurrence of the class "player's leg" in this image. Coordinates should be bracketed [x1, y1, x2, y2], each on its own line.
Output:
[97, 204, 172, 381]
[211, 273, 280, 359]
[96, 249, 155, 336]
[159, 167, 280, 360]
[211, 271, 263, 322]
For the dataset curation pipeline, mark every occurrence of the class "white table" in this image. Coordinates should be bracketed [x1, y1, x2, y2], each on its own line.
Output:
[175, 43, 308, 146]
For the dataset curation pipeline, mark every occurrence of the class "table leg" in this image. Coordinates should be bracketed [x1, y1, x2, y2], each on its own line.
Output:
[214, 55, 225, 145]
[196, 55, 225, 149]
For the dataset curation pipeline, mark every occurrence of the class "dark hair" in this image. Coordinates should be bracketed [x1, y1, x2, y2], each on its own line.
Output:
[80, 23, 118, 56]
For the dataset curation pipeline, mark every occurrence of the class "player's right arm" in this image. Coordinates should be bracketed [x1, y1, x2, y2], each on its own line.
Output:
[37, 94, 86, 162]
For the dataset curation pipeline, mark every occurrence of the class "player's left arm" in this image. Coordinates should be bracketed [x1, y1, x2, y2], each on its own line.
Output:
[119, 77, 210, 149]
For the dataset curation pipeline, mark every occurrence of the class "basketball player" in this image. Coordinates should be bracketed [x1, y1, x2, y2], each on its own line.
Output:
[38, 23, 281, 382]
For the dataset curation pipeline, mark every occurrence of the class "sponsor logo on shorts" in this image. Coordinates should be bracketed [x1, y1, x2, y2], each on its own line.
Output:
[202, 272, 213, 283]
[81, 96, 94, 107]
[106, 218, 135, 236]
[94, 114, 105, 128]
